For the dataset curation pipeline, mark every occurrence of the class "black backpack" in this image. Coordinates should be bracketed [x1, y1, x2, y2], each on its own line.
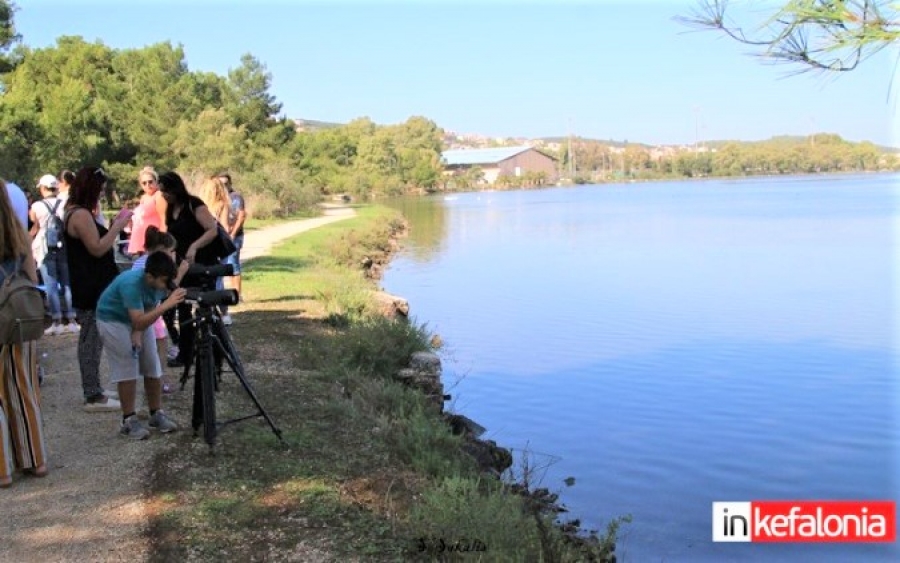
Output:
[42, 199, 64, 252]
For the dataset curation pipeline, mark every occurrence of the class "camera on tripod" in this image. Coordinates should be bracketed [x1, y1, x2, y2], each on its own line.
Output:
[171, 261, 283, 446]
[169, 263, 239, 306]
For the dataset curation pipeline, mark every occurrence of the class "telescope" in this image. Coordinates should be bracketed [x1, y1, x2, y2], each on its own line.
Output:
[183, 288, 239, 307]
[167, 263, 236, 293]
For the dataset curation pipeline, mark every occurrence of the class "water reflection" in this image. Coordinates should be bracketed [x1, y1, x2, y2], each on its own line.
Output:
[383, 195, 448, 263]
[382, 175, 899, 562]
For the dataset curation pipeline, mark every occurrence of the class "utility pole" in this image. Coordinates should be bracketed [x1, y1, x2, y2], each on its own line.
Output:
[809, 115, 816, 147]
[693, 105, 701, 151]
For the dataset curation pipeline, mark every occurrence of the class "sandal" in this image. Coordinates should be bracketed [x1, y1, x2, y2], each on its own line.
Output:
[25, 464, 48, 478]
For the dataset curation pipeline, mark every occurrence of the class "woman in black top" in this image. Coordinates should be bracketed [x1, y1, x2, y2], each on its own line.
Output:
[64, 166, 132, 411]
[156, 172, 217, 368]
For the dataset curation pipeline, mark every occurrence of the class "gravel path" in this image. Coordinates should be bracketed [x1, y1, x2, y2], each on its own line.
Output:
[0, 207, 355, 562]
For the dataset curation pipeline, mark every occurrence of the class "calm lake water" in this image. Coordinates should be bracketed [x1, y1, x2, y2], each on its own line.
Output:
[381, 175, 899, 562]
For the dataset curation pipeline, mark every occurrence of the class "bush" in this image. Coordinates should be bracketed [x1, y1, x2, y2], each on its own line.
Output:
[237, 160, 323, 218]
[407, 477, 541, 560]
[329, 316, 433, 379]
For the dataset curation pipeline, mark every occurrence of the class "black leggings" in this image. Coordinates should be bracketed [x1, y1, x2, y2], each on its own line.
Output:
[163, 308, 179, 347]
[175, 275, 216, 366]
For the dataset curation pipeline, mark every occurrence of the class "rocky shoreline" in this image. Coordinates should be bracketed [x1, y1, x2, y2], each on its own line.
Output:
[366, 219, 619, 561]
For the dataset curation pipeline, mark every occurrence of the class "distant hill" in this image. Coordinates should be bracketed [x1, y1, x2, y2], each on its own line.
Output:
[702, 135, 900, 153]
[293, 118, 344, 131]
[540, 134, 898, 152]
[539, 137, 653, 149]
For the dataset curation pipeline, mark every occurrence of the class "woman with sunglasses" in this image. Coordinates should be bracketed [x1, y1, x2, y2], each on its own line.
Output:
[126, 166, 166, 257]
[64, 167, 133, 412]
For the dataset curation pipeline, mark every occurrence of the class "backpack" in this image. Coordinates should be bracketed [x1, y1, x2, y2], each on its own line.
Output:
[0, 257, 46, 345]
[42, 199, 64, 252]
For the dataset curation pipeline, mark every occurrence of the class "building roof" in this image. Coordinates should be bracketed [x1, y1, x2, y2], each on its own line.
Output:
[441, 146, 536, 166]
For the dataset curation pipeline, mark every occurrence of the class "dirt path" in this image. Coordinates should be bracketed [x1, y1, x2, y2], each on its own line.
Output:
[0, 207, 355, 562]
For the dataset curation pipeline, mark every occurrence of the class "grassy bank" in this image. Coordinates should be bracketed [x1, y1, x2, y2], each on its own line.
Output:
[147, 205, 621, 561]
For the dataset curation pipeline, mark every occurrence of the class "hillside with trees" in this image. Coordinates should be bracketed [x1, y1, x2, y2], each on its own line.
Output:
[0, 30, 445, 216]
[0, 3, 896, 216]
[551, 134, 898, 184]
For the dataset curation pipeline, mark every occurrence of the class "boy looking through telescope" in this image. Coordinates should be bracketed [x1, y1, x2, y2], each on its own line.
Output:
[95, 251, 189, 440]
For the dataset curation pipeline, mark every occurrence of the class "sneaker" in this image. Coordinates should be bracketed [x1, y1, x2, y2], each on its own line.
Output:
[83, 396, 121, 413]
[148, 410, 178, 433]
[44, 323, 62, 336]
[167, 345, 180, 361]
[103, 389, 119, 400]
[65, 322, 80, 333]
[221, 314, 233, 326]
[120, 415, 150, 440]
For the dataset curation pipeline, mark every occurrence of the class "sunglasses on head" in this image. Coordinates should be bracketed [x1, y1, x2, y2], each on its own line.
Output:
[140, 179, 156, 186]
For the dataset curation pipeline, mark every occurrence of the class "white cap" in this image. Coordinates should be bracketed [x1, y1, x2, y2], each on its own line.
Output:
[37, 174, 58, 189]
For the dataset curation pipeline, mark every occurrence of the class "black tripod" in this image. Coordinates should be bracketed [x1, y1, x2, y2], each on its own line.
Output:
[179, 290, 283, 446]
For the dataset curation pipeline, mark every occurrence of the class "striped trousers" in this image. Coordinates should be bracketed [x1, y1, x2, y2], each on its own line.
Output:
[0, 341, 47, 478]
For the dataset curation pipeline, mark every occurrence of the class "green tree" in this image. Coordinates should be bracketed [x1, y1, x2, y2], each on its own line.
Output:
[0, 37, 118, 179]
[106, 42, 210, 170]
[171, 107, 249, 176]
[679, 1, 899, 72]
[225, 53, 282, 134]
[0, 0, 19, 73]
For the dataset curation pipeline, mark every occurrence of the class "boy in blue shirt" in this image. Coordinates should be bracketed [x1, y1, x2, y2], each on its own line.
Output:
[96, 251, 188, 439]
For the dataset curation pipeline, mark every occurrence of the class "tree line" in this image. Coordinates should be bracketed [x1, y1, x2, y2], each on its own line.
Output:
[0, 3, 444, 217]
[1, 2, 896, 214]
[556, 134, 898, 184]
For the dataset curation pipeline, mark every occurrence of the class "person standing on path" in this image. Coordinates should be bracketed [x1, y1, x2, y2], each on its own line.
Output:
[64, 167, 132, 412]
[199, 176, 235, 324]
[217, 173, 246, 301]
[2, 180, 28, 229]
[29, 175, 79, 336]
[56, 170, 74, 208]
[127, 166, 166, 257]
[157, 171, 218, 369]
[0, 180, 48, 487]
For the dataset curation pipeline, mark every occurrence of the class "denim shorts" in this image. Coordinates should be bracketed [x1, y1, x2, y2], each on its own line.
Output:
[223, 233, 244, 274]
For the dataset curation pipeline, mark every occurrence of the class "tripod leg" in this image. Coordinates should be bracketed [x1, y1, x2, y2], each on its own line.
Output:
[212, 331, 283, 442]
[191, 345, 202, 433]
[200, 335, 218, 446]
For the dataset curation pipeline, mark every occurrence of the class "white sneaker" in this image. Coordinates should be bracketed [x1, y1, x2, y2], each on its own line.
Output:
[83, 396, 121, 413]
[65, 322, 80, 333]
[44, 323, 62, 336]
[103, 389, 119, 400]
[221, 314, 233, 326]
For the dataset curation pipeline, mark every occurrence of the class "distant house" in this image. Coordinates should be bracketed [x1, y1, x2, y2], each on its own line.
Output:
[441, 146, 558, 185]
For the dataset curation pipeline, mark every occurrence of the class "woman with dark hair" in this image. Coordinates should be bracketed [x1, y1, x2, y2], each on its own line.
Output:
[156, 171, 218, 368]
[57, 169, 75, 207]
[1, 180, 48, 486]
[64, 166, 133, 412]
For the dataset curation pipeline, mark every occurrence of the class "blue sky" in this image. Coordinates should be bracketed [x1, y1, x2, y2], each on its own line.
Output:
[14, 1, 900, 147]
